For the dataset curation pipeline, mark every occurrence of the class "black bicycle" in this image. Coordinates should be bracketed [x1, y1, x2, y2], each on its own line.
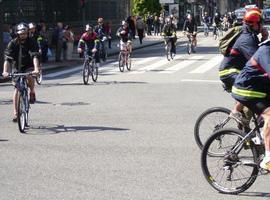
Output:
[163, 36, 175, 61]
[83, 53, 98, 85]
[118, 42, 131, 72]
[186, 32, 196, 54]
[194, 107, 239, 151]
[201, 112, 268, 194]
[99, 37, 108, 62]
[35, 68, 42, 85]
[9, 72, 33, 133]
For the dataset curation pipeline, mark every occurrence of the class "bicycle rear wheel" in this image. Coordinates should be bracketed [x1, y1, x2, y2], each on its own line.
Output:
[187, 41, 192, 54]
[118, 52, 124, 72]
[201, 128, 259, 194]
[194, 107, 238, 150]
[90, 61, 98, 82]
[17, 92, 27, 133]
[83, 60, 90, 85]
[126, 53, 131, 70]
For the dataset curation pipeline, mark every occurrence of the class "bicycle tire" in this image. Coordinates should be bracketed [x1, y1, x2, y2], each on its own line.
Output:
[17, 92, 26, 133]
[201, 128, 259, 194]
[83, 60, 90, 85]
[118, 52, 124, 72]
[126, 53, 131, 70]
[194, 107, 235, 150]
[187, 42, 191, 54]
[91, 60, 98, 82]
[35, 71, 42, 85]
[165, 42, 171, 61]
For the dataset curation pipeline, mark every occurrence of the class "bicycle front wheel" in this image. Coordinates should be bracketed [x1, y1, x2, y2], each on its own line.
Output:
[201, 128, 259, 194]
[118, 52, 124, 72]
[35, 70, 42, 85]
[187, 42, 191, 54]
[17, 92, 27, 133]
[90, 61, 98, 82]
[126, 54, 131, 70]
[83, 60, 90, 85]
[194, 107, 238, 150]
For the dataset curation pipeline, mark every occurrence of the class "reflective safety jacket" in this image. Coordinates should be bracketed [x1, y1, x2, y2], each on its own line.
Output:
[232, 39, 270, 101]
[219, 24, 259, 79]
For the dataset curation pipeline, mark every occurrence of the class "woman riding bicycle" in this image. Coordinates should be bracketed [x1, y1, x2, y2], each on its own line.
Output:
[2, 22, 39, 122]
[116, 21, 132, 53]
[183, 14, 197, 53]
[77, 24, 100, 67]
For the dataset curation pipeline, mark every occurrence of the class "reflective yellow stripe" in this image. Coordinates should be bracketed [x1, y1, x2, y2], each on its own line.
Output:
[37, 36, 43, 41]
[219, 68, 240, 77]
[79, 39, 85, 43]
[232, 86, 267, 98]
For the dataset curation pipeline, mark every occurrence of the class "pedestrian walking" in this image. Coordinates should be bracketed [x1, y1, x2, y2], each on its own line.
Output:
[63, 25, 74, 60]
[51, 22, 64, 62]
[153, 16, 160, 35]
[136, 16, 145, 44]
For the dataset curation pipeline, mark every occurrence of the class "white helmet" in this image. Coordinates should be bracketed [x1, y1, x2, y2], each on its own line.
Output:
[28, 22, 36, 29]
[85, 24, 93, 31]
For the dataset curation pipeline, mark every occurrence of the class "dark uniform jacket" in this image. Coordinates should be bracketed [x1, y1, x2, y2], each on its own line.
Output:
[219, 24, 259, 80]
[4, 37, 39, 72]
[232, 39, 270, 101]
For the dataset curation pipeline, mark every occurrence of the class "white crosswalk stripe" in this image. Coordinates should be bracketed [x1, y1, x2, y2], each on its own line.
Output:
[159, 55, 204, 74]
[189, 55, 223, 73]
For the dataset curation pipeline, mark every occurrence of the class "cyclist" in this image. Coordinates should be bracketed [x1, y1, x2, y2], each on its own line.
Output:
[202, 12, 211, 36]
[2, 22, 39, 122]
[116, 21, 132, 53]
[28, 22, 43, 74]
[183, 14, 197, 52]
[231, 39, 270, 171]
[95, 17, 107, 61]
[219, 8, 268, 126]
[77, 24, 100, 68]
[161, 16, 177, 55]
[213, 12, 223, 37]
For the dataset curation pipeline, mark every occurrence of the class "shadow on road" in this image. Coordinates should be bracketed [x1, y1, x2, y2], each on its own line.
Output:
[0, 139, 9, 142]
[0, 99, 12, 105]
[239, 192, 270, 198]
[29, 124, 130, 135]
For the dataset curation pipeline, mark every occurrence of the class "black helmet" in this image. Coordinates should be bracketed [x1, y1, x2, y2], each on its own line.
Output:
[16, 23, 28, 34]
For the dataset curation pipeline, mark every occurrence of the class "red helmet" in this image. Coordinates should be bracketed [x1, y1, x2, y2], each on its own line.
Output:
[244, 9, 262, 25]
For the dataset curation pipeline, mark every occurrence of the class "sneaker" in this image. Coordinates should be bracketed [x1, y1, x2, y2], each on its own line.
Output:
[12, 115, 18, 123]
[229, 111, 250, 128]
[260, 157, 270, 171]
[29, 92, 36, 104]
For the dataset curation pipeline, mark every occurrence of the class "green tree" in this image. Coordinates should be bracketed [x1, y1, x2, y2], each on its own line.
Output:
[132, 0, 162, 18]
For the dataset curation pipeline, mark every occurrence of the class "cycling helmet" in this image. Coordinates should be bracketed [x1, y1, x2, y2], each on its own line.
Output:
[97, 17, 104, 23]
[244, 9, 262, 25]
[85, 24, 93, 31]
[28, 22, 36, 29]
[16, 22, 28, 34]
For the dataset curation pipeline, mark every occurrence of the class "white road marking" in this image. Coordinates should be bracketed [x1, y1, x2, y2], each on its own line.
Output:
[189, 55, 223, 73]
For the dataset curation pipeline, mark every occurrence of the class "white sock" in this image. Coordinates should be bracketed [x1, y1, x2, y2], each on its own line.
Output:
[265, 150, 270, 158]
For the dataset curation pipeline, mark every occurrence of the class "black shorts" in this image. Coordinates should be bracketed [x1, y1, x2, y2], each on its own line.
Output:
[237, 98, 270, 115]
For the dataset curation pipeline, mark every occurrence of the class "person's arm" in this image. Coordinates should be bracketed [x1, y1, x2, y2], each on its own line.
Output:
[239, 36, 258, 60]
[2, 41, 15, 76]
[77, 35, 85, 53]
[255, 46, 270, 76]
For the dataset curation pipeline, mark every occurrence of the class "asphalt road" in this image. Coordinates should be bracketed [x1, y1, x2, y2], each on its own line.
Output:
[0, 34, 269, 200]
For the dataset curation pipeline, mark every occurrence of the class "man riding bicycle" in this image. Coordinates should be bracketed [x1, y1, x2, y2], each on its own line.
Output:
[2, 22, 39, 122]
[116, 21, 132, 53]
[78, 24, 100, 67]
[183, 14, 197, 53]
[213, 12, 223, 36]
[219, 8, 268, 126]
[161, 16, 177, 55]
[95, 17, 107, 61]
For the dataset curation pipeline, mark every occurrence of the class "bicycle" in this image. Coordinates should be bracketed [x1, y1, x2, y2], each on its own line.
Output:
[163, 36, 175, 61]
[213, 25, 223, 40]
[201, 112, 269, 194]
[186, 32, 196, 54]
[82, 53, 98, 85]
[35, 67, 42, 85]
[194, 107, 239, 151]
[118, 42, 131, 72]
[9, 72, 34, 133]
